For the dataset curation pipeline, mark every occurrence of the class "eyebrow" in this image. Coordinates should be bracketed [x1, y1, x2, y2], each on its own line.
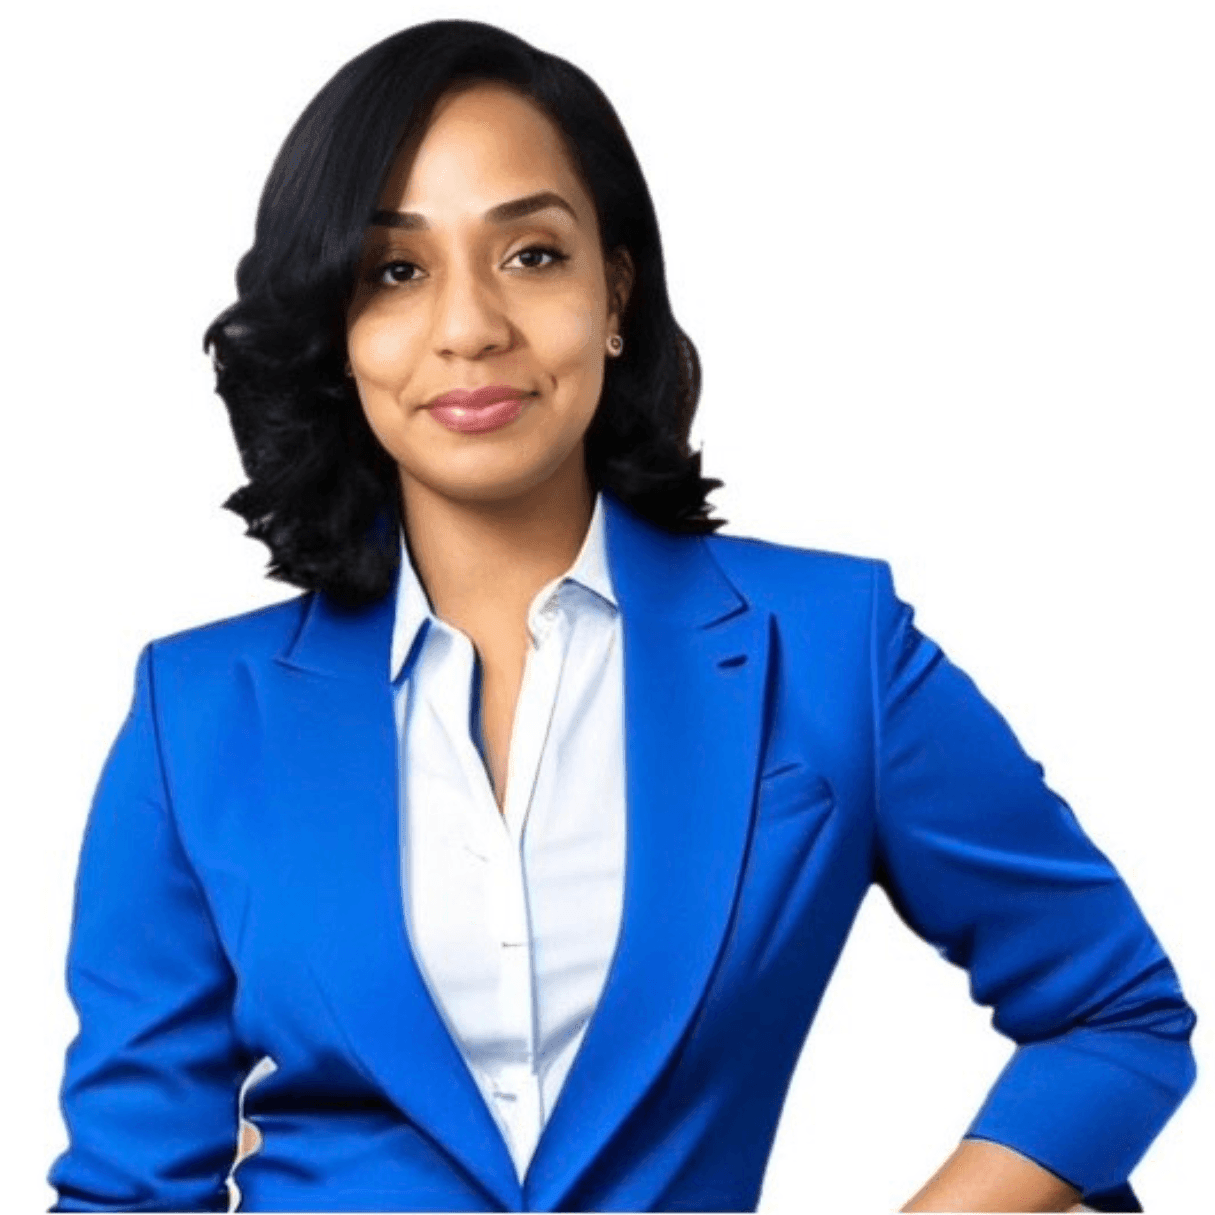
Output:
[370, 190, 578, 231]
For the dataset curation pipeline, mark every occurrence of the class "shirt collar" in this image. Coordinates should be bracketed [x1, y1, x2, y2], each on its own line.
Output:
[390, 490, 617, 683]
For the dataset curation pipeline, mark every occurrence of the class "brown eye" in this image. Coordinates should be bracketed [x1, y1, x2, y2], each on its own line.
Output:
[372, 260, 422, 286]
[509, 245, 569, 270]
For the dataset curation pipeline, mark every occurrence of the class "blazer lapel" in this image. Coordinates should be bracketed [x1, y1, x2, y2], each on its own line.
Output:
[262, 489, 772, 1214]
[264, 580, 521, 1210]
[523, 492, 773, 1211]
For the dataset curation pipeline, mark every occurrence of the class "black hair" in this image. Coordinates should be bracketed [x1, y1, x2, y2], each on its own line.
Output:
[203, 18, 726, 608]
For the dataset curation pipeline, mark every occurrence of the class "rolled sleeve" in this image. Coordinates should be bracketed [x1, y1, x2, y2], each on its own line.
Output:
[868, 560, 1197, 1199]
[48, 644, 248, 1212]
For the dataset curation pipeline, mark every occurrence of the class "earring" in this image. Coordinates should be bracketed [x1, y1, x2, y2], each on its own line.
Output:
[606, 334, 624, 356]
[344, 361, 354, 379]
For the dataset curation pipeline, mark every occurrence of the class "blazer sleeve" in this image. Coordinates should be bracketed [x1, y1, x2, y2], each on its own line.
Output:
[47, 644, 248, 1212]
[868, 561, 1197, 1206]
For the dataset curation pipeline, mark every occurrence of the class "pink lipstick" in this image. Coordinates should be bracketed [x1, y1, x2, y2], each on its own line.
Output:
[425, 385, 532, 434]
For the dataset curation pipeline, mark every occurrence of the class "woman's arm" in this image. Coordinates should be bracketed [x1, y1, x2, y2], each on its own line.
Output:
[47, 644, 249, 1212]
[869, 560, 1197, 1208]
[902, 1140, 1083, 1212]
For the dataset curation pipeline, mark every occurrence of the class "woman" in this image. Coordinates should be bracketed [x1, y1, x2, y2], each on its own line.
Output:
[47, 18, 1195, 1214]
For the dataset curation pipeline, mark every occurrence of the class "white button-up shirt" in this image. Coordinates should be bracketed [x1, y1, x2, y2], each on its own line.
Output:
[389, 491, 627, 1182]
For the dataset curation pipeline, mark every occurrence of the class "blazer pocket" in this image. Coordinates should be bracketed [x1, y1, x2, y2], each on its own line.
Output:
[756, 763, 836, 823]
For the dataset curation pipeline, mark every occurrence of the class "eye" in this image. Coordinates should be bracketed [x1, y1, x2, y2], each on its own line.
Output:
[508, 244, 569, 271]
[370, 260, 422, 286]
[366, 244, 569, 289]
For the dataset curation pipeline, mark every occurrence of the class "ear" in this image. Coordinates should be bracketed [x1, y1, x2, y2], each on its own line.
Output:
[606, 246, 635, 327]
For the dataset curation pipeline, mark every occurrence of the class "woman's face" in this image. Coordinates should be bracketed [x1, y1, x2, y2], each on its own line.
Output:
[346, 81, 631, 510]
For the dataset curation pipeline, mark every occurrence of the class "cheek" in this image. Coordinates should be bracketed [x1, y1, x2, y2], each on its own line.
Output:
[535, 305, 598, 370]
[349, 313, 422, 385]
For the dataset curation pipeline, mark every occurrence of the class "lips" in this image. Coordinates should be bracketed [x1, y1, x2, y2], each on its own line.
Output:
[426, 384, 530, 410]
[424, 384, 534, 435]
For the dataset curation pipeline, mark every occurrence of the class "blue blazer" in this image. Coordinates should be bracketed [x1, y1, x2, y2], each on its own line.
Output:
[49, 489, 1195, 1213]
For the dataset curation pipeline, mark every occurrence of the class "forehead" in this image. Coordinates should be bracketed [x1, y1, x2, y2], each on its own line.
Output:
[375, 82, 590, 219]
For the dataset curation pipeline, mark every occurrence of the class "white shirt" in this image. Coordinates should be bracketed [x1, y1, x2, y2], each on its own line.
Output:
[389, 491, 627, 1182]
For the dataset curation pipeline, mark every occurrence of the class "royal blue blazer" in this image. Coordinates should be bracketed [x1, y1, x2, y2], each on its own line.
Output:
[49, 489, 1196, 1212]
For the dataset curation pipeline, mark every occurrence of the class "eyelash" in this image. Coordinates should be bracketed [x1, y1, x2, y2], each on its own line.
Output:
[368, 244, 570, 287]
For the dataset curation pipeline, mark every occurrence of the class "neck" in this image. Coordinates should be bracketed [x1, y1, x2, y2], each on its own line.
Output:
[399, 455, 596, 636]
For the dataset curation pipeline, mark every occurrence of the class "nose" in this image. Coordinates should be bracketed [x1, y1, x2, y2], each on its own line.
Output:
[430, 255, 512, 358]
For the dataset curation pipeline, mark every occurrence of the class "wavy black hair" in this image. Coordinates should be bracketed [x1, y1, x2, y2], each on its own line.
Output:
[203, 18, 726, 608]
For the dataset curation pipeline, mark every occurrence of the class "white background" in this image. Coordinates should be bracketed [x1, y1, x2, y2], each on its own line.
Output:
[4, 1, 1211, 1209]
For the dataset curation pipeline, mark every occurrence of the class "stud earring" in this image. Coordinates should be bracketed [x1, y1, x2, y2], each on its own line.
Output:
[606, 334, 624, 356]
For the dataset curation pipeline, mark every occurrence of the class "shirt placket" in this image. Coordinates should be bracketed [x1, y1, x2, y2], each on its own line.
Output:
[467, 596, 570, 1176]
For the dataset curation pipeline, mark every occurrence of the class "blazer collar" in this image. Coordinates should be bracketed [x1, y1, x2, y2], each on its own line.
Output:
[271, 487, 771, 1210]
